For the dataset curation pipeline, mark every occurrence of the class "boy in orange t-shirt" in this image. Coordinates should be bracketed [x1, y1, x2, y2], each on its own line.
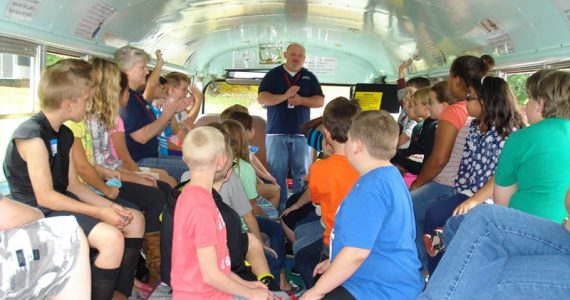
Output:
[293, 97, 361, 288]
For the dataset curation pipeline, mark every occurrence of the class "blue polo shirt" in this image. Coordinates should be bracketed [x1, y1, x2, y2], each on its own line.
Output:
[258, 65, 323, 134]
[121, 89, 159, 161]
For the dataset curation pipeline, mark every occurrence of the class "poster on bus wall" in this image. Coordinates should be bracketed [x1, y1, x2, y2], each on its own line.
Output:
[232, 49, 255, 69]
[4, 0, 44, 21]
[258, 44, 284, 65]
[553, 0, 570, 27]
[476, 17, 515, 55]
[304, 56, 338, 76]
[74, 2, 118, 40]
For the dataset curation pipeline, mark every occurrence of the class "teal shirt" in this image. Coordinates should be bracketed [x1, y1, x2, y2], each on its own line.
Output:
[235, 159, 258, 200]
[495, 118, 570, 222]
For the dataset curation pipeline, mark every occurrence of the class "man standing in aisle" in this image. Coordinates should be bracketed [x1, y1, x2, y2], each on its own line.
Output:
[258, 43, 324, 209]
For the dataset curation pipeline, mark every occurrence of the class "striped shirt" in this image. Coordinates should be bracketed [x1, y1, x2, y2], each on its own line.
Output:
[433, 102, 471, 187]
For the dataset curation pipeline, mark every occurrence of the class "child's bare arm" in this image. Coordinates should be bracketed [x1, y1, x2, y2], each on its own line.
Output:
[243, 211, 262, 241]
[16, 138, 128, 227]
[110, 132, 139, 172]
[302, 247, 370, 299]
[197, 246, 272, 299]
[494, 183, 517, 207]
[250, 198, 268, 218]
[230, 272, 268, 290]
[301, 116, 323, 136]
[251, 154, 275, 183]
[453, 176, 495, 215]
[281, 188, 311, 216]
[411, 121, 458, 191]
[67, 149, 133, 221]
[70, 138, 119, 199]
[397, 133, 411, 147]
[184, 85, 203, 126]
[399, 59, 412, 80]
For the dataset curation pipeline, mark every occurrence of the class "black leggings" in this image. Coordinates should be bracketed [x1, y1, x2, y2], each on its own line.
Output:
[118, 181, 168, 232]
[281, 188, 315, 229]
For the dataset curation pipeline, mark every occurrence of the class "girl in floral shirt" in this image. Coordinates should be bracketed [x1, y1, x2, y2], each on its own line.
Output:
[423, 76, 525, 274]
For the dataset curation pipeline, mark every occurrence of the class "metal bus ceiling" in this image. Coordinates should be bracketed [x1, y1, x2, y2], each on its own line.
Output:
[1, 0, 569, 83]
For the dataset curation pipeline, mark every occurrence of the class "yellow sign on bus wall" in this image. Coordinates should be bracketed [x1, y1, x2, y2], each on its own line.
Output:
[355, 91, 383, 111]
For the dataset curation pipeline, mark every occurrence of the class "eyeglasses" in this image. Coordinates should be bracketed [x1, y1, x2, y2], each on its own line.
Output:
[466, 94, 479, 101]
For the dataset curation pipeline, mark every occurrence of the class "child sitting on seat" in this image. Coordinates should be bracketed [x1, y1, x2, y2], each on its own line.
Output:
[423, 76, 525, 274]
[149, 72, 203, 156]
[222, 119, 293, 291]
[3, 59, 145, 300]
[301, 110, 423, 300]
[223, 110, 281, 209]
[289, 97, 361, 289]
[392, 85, 444, 176]
[494, 70, 570, 222]
[222, 119, 279, 219]
[398, 87, 418, 148]
[171, 126, 272, 299]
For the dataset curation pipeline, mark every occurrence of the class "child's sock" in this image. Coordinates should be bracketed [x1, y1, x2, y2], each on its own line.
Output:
[258, 272, 279, 291]
[116, 238, 144, 297]
[92, 265, 119, 300]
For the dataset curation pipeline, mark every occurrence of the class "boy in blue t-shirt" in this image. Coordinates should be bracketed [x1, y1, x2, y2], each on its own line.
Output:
[301, 110, 423, 300]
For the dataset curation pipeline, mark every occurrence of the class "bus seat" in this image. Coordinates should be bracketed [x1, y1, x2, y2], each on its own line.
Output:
[194, 113, 269, 170]
[194, 113, 221, 127]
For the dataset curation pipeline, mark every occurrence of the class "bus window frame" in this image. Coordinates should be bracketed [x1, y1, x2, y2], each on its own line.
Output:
[0, 37, 42, 117]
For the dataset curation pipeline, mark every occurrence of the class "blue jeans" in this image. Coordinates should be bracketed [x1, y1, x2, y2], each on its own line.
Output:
[292, 220, 324, 254]
[424, 193, 469, 274]
[295, 239, 328, 289]
[410, 181, 454, 272]
[266, 135, 310, 209]
[138, 156, 188, 182]
[256, 216, 286, 271]
[420, 205, 570, 299]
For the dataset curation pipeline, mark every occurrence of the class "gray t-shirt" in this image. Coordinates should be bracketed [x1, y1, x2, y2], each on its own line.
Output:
[219, 171, 252, 217]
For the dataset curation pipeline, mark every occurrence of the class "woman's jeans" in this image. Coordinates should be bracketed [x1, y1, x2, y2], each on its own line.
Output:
[420, 205, 570, 299]
[138, 156, 188, 182]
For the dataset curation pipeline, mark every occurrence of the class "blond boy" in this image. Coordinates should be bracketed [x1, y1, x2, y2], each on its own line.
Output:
[171, 126, 272, 300]
[3, 59, 145, 300]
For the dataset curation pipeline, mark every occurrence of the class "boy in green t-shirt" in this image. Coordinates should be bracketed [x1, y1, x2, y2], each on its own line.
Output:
[494, 70, 570, 222]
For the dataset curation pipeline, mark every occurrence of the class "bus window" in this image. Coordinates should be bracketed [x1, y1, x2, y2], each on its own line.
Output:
[46, 52, 78, 67]
[505, 73, 531, 107]
[0, 53, 34, 115]
[203, 81, 351, 119]
[0, 37, 41, 185]
[0, 51, 36, 184]
[204, 82, 262, 116]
